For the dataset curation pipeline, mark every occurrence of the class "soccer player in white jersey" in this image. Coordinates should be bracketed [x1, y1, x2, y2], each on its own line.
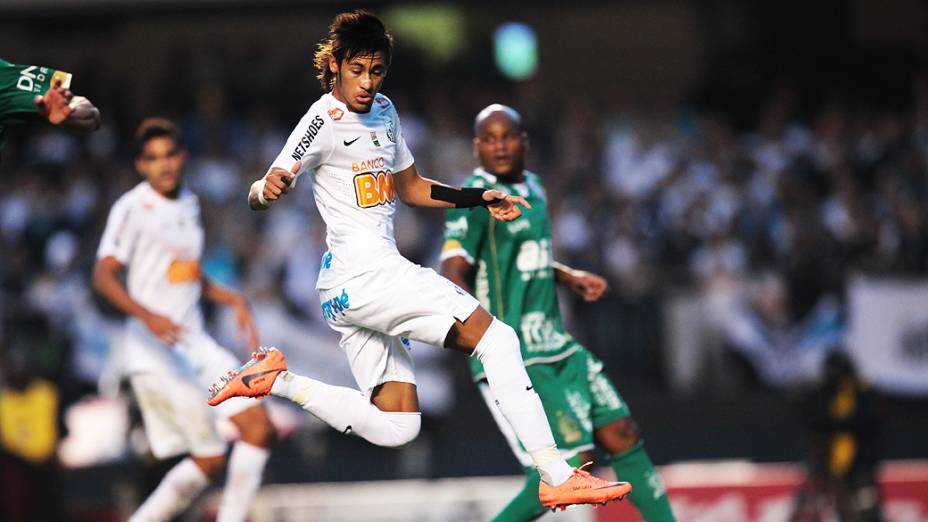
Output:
[207, 10, 630, 510]
[93, 118, 276, 522]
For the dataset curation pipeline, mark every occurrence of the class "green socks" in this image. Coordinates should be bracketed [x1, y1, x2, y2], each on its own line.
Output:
[610, 441, 676, 521]
[491, 469, 546, 522]
[491, 455, 581, 522]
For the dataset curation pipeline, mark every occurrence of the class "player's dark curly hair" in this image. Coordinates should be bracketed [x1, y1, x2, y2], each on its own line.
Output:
[133, 117, 182, 157]
[314, 9, 394, 91]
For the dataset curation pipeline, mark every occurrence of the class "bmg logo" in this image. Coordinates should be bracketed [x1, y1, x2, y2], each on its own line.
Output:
[353, 170, 395, 208]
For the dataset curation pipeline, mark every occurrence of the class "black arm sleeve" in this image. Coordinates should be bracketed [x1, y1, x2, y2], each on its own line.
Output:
[431, 184, 496, 208]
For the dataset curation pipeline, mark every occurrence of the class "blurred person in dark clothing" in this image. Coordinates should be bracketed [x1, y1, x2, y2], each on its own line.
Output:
[0, 316, 64, 522]
[791, 351, 883, 522]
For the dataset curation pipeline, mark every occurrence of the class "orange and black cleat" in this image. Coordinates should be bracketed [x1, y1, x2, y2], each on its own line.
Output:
[207, 346, 288, 406]
[538, 462, 632, 512]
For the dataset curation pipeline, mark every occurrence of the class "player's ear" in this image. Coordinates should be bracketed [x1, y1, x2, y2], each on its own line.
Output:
[472, 137, 480, 158]
[328, 55, 338, 75]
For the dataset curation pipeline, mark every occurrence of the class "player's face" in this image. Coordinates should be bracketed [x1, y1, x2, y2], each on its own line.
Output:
[474, 114, 527, 178]
[135, 137, 186, 197]
[330, 51, 388, 113]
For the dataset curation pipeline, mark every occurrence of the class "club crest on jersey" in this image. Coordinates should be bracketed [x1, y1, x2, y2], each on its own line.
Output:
[290, 115, 325, 161]
[328, 108, 344, 121]
[383, 116, 396, 143]
[354, 170, 395, 208]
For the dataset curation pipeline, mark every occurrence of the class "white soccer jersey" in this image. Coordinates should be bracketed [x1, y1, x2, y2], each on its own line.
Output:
[97, 181, 205, 332]
[269, 92, 415, 290]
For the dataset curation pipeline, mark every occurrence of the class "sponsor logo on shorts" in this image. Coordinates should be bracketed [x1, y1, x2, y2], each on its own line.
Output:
[290, 115, 325, 161]
[556, 410, 583, 444]
[320, 251, 333, 270]
[321, 289, 350, 321]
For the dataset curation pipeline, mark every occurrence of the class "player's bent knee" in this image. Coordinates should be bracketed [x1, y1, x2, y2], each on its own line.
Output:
[473, 318, 520, 361]
[374, 411, 421, 448]
[241, 418, 277, 447]
[231, 406, 277, 447]
[191, 454, 226, 479]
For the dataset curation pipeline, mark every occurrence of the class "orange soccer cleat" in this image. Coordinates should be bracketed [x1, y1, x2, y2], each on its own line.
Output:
[538, 462, 632, 512]
[207, 346, 288, 406]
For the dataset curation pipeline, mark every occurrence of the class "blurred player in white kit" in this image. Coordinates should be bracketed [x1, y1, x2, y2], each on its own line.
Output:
[93, 118, 275, 522]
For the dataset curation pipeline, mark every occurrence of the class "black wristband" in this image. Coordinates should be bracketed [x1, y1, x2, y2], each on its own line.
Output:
[430, 185, 492, 208]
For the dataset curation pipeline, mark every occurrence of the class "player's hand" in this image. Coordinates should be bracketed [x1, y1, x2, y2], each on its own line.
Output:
[231, 297, 260, 350]
[142, 312, 185, 346]
[568, 271, 609, 302]
[484, 190, 531, 222]
[34, 79, 74, 125]
[264, 161, 301, 202]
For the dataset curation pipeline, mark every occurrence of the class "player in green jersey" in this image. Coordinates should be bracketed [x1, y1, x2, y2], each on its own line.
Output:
[440, 104, 676, 521]
[0, 57, 100, 152]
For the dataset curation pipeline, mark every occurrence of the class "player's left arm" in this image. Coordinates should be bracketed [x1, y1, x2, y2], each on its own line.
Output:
[393, 164, 530, 222]
[553, 261, 609, 303]
[202, 278, 259, 349]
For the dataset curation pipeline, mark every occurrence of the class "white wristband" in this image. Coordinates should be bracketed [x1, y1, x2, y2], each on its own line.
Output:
[252, 179, 269, 208]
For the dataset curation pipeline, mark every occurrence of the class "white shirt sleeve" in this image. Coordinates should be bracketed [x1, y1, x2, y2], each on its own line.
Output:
[269, 109, 334, 184]
[97, 196, 138, 264]
[393, 109, 415, 172]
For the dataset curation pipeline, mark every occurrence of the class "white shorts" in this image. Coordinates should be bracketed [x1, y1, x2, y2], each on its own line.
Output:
[318, 256, 480, 394]
[124, 324, 255, 459]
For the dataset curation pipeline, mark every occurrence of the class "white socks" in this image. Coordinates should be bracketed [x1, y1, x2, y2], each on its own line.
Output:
[129, 458, 209, 522]
[472, 319, 573, 486]
[271, 371, 421, 448]
[216, 441, 270, 522]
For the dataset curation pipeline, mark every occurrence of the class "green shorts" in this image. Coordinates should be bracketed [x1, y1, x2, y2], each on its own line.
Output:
[478, 345, 630, 467]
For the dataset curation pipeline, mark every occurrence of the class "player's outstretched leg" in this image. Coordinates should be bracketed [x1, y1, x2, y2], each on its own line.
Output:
[129, 457, 214, 522]
[217, 406, 275, 522]
[457, 310, 631, 510]
[208, 347, 421, 448]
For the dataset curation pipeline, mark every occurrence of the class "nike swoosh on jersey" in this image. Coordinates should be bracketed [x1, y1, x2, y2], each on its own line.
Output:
[241, 369, 280, 389]
[343, 136, 361, 146]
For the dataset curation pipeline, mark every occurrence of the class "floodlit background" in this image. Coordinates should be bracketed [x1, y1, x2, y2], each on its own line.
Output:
[1, 1, 927, 520]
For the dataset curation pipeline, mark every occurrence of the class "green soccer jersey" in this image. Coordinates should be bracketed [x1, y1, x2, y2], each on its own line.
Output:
[442, 168, 578, 381]
[0, 58, 72, 149]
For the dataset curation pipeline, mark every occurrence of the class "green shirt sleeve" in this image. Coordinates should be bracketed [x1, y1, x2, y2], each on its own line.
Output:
[0, 58, 72, 125]
[440, 177, 491, 265]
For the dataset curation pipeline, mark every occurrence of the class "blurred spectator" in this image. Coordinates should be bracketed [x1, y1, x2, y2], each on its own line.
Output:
[0, 315, 66, 522]
[791, 351, 884, 522]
